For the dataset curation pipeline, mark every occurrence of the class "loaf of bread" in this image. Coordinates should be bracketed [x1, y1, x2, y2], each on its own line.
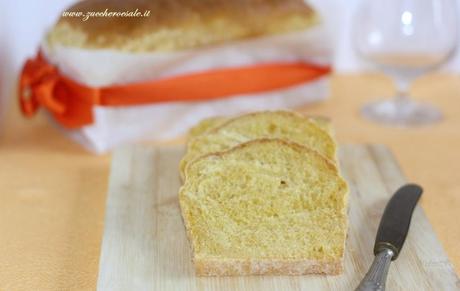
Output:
[47, 0, 318, 52]
[179, 139, 348, 276]
[180, 111, 336, 179]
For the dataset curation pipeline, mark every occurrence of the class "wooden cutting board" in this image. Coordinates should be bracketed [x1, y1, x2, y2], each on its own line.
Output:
[97, 144, 459, 291]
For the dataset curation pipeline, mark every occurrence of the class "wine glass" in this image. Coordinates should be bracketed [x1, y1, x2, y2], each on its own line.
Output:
[353, 0, 458, 126]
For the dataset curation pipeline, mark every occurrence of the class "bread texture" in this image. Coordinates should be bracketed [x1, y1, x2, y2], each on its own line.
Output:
[179, 139, 348, 276]
[180, 111, 336, 179]
[47, 0, 318, 52]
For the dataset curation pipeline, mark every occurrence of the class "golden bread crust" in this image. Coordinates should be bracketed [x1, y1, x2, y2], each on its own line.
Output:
[47, 0, 317, 52]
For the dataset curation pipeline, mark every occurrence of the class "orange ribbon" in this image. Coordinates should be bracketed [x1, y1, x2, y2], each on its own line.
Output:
[19, 51, 331, 128]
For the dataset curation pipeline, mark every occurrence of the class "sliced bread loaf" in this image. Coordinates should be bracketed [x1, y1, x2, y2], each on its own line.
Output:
[180, 111, 336, 179]
[179, 139, 348, 276]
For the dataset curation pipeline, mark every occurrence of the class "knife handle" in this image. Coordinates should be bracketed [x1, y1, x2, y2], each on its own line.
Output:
[355, 248, 394, 291]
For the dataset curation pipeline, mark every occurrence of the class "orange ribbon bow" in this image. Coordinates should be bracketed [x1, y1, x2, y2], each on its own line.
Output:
[19, 51, 100, 128]
[19, 51, 331, 128]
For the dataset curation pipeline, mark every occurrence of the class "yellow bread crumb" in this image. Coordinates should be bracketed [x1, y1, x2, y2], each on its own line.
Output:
[179, 139, 348, 276]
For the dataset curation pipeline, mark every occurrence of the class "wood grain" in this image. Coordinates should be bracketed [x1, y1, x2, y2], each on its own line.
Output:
[97, 144, 459, 291]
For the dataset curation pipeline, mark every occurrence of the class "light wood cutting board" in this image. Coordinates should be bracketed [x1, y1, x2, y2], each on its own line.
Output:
[97, 144, 459, 291]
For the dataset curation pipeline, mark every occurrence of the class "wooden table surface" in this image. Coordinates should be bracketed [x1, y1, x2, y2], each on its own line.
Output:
[0, 74, 459, 290]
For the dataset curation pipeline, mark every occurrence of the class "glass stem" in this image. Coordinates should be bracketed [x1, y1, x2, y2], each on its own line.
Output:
[394, 77, 412, 106]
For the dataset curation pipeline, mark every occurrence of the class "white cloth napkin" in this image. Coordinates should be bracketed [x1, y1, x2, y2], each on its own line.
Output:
[43, 27, 332, 153]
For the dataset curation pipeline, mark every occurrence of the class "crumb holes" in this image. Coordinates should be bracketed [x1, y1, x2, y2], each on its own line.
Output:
[280, 180, 287, 187]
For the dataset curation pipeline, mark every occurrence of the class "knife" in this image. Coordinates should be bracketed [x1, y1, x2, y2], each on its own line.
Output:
[355, 184, 423, 291]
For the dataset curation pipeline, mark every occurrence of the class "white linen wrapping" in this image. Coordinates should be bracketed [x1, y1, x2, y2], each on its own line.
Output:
[42, 26, 332, 153]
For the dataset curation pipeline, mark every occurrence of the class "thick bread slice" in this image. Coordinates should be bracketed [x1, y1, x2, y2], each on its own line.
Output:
[188, 115, 334, 138]
[188, 116, 229, 137]
[179, 139, 348, 276]
[181, 111, 336, 179]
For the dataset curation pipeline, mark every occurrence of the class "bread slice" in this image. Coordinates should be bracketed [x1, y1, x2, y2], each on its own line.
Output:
[179, 139, 348, 276]
[188, 116, 229, 137]
[180, 111, 336, 179]
[188, 115, 333, 138]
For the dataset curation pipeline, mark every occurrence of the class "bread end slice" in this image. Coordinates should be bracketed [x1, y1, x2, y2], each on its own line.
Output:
[188, 113, 333, 139]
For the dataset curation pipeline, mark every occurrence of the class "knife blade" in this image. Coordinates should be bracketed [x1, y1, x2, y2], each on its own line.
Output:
[355, 184, 423, 291]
